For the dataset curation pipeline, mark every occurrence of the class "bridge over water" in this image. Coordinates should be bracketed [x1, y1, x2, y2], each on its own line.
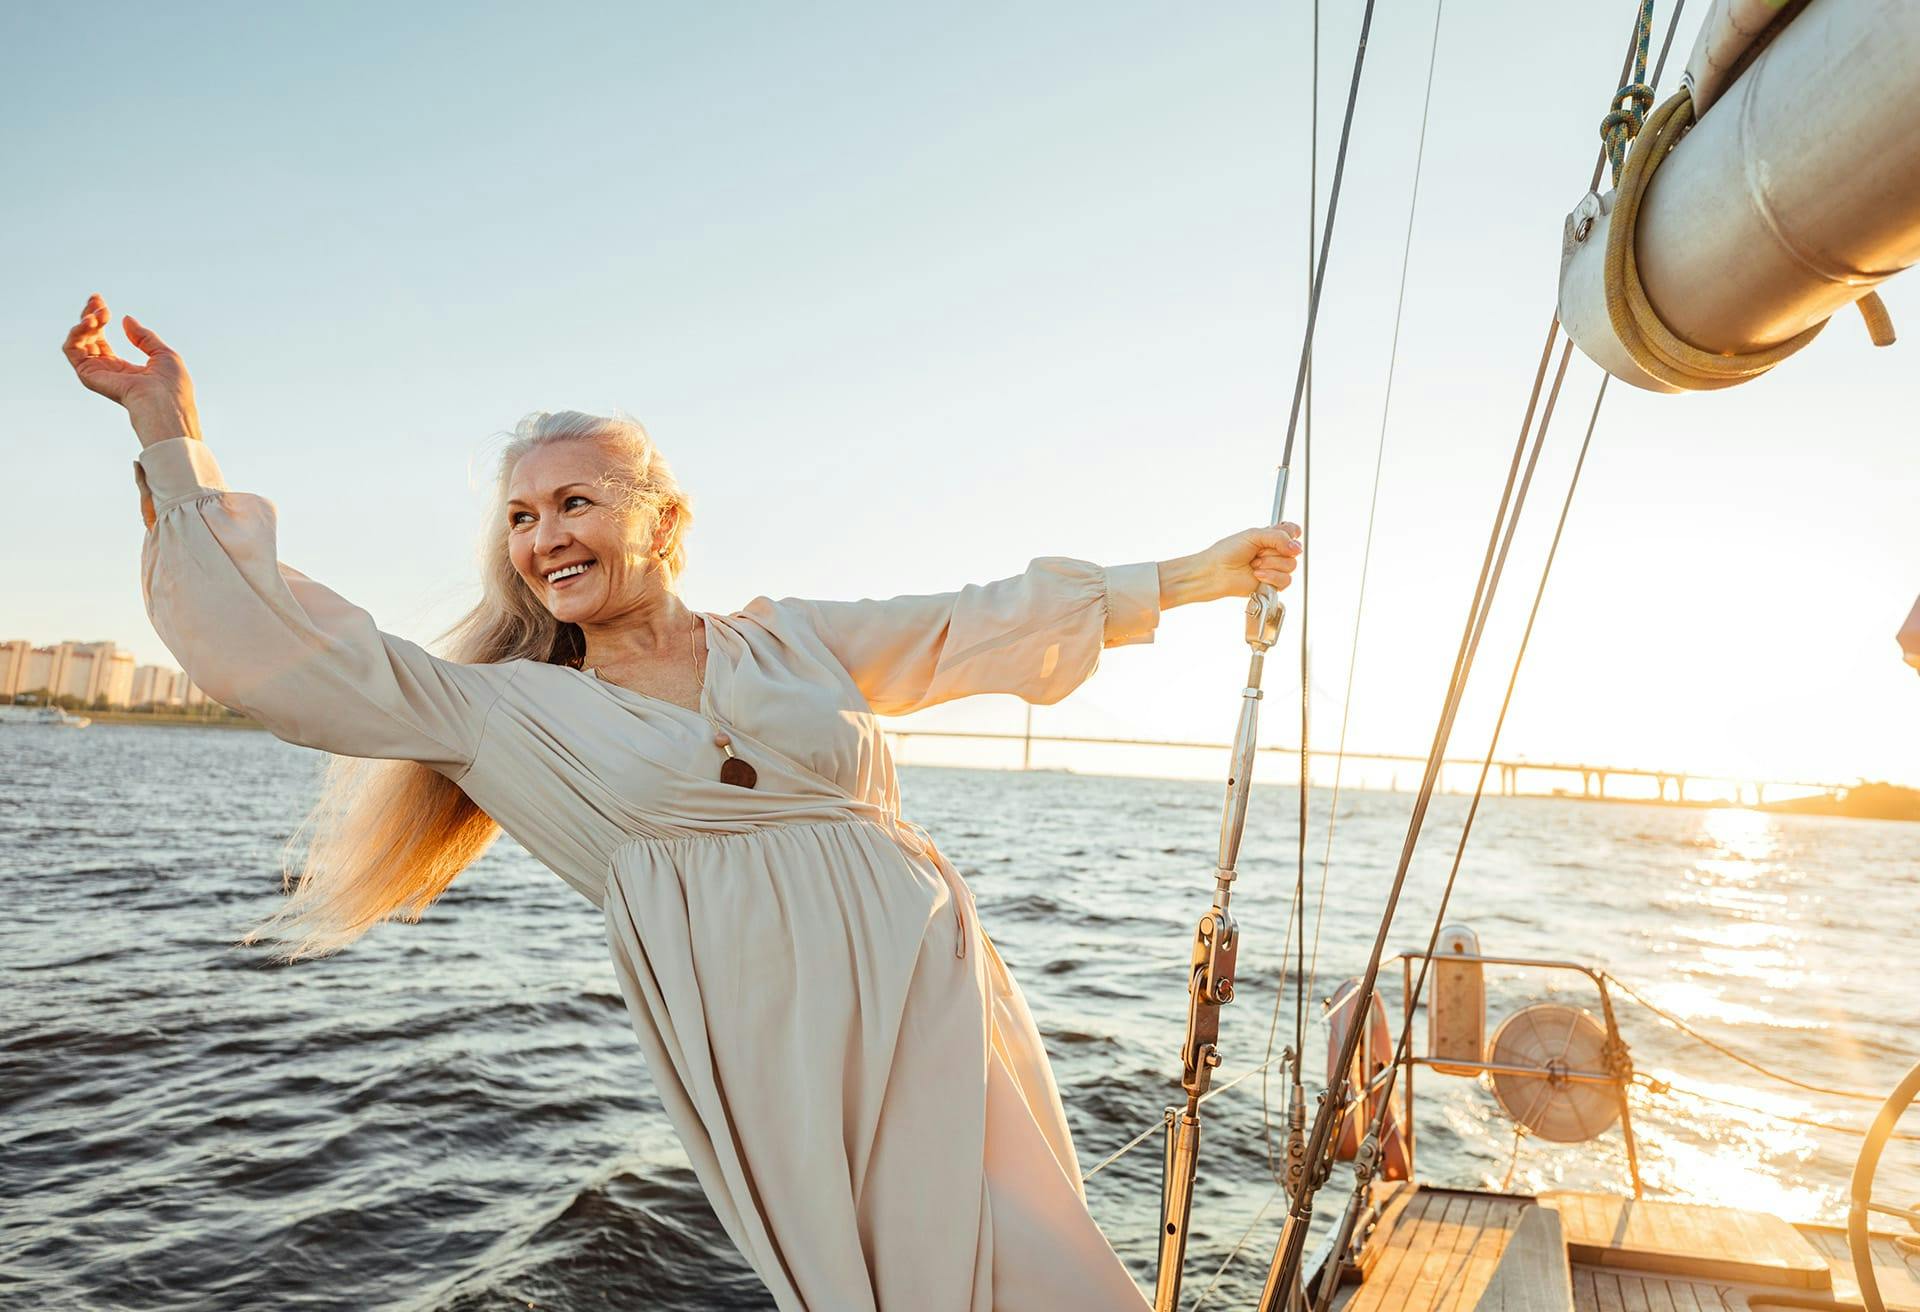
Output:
[882, 724, 1848, 806]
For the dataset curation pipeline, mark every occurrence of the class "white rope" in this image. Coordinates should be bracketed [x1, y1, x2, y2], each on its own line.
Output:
[1081, 1113, 1170, 1183]
[1082, 1052, 1294, 1182]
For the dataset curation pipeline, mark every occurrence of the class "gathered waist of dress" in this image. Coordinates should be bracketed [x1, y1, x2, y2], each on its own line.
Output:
[610, 813, 975, 959]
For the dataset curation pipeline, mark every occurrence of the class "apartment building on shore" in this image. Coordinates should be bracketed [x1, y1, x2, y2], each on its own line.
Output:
[1, 639, 203, 710]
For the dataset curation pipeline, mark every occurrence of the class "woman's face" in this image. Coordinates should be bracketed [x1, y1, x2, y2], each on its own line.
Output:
[505, 437, 669, 625]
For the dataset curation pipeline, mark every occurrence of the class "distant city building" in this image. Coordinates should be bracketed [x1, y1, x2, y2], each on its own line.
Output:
[0, 640, 30, 700]
[130, 664, 175, 707]
[2, 639, 187, 709]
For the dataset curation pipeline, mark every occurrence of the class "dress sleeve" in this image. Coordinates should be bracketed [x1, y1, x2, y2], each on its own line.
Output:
[133, 437, 514, 777]
[779, 556, 1161, 716]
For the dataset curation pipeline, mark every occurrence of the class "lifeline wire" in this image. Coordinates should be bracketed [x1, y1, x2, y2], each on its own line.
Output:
[1640, 1077, 1920, 1144]
[1607, 973, 1887, 1102]
[1083, 1051, 1295, 1183]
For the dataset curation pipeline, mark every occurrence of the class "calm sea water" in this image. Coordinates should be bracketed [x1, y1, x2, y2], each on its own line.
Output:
[4, 724, 1916, 1310]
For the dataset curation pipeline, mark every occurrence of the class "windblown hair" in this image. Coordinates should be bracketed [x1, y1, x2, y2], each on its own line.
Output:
[248, 409, 693, 959]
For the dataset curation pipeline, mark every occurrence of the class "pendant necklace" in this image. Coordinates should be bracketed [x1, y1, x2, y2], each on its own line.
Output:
[691, 616, 759, 789]
[586, 614, 757, 789]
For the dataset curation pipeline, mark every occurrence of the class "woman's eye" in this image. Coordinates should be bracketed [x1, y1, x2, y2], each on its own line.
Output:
[509, 512, 533, 528]
[564, 495, 592, 511]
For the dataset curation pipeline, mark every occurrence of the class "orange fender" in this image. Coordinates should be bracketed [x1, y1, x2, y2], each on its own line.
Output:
[1326, 978, 1410, 1181]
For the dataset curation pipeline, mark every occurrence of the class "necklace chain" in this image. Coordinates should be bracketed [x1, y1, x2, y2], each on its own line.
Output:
[687, 613, 704, 705]
[586, 612, 704, 713]
[588, 612, 753, 788]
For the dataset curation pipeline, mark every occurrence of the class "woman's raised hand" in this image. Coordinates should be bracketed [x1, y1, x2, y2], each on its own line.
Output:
[62, 294, 202, 445]
[1201, 522, 1305, 599]
[1156, 523, 1304, 609]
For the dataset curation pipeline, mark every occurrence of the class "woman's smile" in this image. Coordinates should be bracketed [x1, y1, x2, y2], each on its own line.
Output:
[545, 559, 597, 589]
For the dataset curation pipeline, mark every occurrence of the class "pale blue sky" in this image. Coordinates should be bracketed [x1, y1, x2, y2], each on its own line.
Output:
[4, 1, 1914, 786]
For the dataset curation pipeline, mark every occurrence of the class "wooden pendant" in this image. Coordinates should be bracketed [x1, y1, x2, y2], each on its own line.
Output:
[714, 729, 758, 789]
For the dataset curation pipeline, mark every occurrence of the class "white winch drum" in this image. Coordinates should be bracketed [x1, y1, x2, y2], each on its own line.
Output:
[1427, 924, 1485, 1076]
[1487, 1002, 1622, 1143]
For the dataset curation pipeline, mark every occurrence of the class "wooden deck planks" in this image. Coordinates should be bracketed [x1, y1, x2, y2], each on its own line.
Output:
[1342, 1188, 1432, 1312]
[1339, 1189, 1556, 1312]
[1539, 1192, 1830, 1290]
[1348, 1192, 1423, 1307]
[1449, 1196, 1521, 1312]
[1474, 1205, 1576, 1312]
[1401, 1192, 1471, 1310]
[1333, 1188, 1891, 1312]
[1570, 1270, 1741, 1312]
[1795, 1224, 1920, 1312]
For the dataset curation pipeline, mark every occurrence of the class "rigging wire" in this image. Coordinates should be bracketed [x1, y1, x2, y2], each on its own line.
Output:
[1295, 0, 1321, 1122]
[1297, 0, 1328, 1075]
[1270, 0, 1377, 481]
[1261, 868, 1306, 1180]
[1304, 0, 1450, 1035]
[1313, 6, 1697, 1273]
[1373, 359, 1601, 1135]
[1260, 223, 1574, 1312]
[1370, 0, 1694, 1139]
[1258, 297, 1576, 1291]
[1262, 0, 1323, 1188]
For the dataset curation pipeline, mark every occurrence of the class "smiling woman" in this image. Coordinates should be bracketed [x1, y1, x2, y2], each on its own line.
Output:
[499, 423, 705, 712]
[62, 294, 1303, 1311]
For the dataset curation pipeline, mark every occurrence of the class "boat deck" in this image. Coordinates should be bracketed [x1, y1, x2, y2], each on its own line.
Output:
[1328, 1185, 1920, 1312]
[1335, 1187, 1561, 1312]
[1541, 1191, 1830, 1289]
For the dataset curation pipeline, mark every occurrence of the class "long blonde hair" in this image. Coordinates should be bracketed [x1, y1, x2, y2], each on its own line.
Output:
[248, 409, 693, 959]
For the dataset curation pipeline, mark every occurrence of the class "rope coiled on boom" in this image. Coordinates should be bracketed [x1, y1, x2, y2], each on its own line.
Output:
[1600, 86, 1896, 391]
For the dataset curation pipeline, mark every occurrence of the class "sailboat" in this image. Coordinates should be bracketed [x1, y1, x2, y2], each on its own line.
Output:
[1130, 0, 1920, 1306]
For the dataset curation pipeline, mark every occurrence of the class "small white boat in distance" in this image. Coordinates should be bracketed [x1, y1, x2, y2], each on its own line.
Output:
[0, 705, 91, 728]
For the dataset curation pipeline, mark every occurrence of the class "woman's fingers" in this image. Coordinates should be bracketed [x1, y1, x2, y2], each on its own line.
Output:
[64, 297, 112, 355]
[1231, 521, 1304, 594]
[62, 294, 155, 403]
[122, 314, 174, 360]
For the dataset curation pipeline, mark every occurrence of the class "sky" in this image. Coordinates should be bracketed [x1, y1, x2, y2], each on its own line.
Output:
[3, 0, 1915, 789]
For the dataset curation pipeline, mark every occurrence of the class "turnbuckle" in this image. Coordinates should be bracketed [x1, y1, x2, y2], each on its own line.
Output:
[1180, 900, 1240, 1093]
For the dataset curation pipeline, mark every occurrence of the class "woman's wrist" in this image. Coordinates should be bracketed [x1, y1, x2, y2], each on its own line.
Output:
[128, 402, 202, 447]
[1156, 553, 1219, 609]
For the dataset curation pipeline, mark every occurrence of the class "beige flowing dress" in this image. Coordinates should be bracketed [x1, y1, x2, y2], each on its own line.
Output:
[134, 437, 1160, 1311]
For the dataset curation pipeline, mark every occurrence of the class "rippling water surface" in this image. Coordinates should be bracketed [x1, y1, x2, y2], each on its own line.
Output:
[4, 725, 1916, 1309]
